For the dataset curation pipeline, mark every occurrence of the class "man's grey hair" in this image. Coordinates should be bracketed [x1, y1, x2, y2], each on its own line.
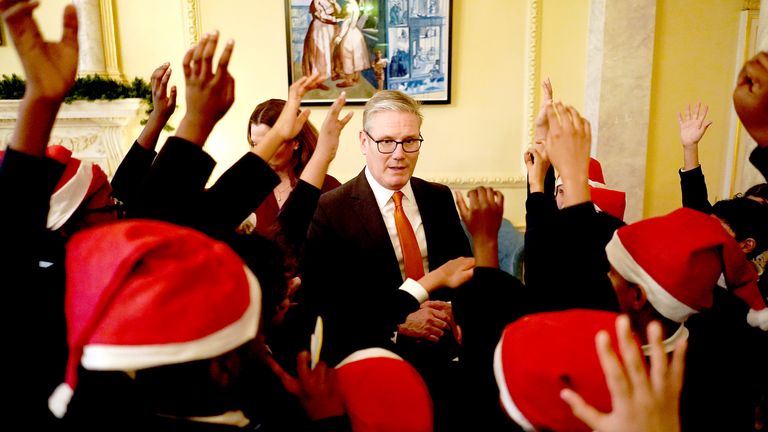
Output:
[363, 90, 423, 131]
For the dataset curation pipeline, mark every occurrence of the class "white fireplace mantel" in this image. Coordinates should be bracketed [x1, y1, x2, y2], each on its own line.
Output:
[0, 99, 144, 178]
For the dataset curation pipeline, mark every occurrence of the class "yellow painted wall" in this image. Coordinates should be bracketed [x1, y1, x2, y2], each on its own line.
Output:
[644, 0, 744, 217]
[539, 0, 590, 111]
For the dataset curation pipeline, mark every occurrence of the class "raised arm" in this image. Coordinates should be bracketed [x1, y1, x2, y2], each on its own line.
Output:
[300, 91, 353, 189]
[2, 1, 78, 157]
[136, 63, 177, 151]
[676, 102, 713, 212]
[175, 31, 235, 146]
[250, 72, 327, 162]
[677, 102, 712, 171]
[111, 63, 177, 209]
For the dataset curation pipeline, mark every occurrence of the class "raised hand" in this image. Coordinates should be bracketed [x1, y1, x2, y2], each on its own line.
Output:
[533, 78, 554, 145]
[150, 63, 177, 124]
[524, 146, 550, 193]
[137, 63, 178, 150]
[456, 186, 504, 268]
[300, 91, 354, 189]
[175, 31, 235, 146]
[677, 102, 711, 170]
[2, 1, 78, 156]
[544, 102, 592, 207]
[678, 102, 712, 148]
[1, 1, 78, 104]
[733, 51, 768, 147]
[560, 316, 687, 432]
[271, 72, 327, 143]
[264, 351, 345, 421]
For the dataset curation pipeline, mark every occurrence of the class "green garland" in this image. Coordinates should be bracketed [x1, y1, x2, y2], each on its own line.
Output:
[0, 73, 173, 130]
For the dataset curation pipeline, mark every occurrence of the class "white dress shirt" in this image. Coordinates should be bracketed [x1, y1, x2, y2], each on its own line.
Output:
[365, 167, 430, 303]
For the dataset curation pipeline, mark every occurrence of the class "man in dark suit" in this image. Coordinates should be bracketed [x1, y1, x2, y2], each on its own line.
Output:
[299, 90, 474, 431]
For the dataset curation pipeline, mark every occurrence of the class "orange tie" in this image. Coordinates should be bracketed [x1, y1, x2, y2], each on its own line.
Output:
[392, 191, 424, 280]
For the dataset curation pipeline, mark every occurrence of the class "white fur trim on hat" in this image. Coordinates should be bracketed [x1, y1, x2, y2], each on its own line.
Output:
[747, 308, 768, 331]
[81, 266, 261, 372]
[335, 347, 403, 368]
[47, 162, 93, 230]
[48, 383, 74, 419]
[493, 339, 535, 432]
[605, 232, 698, 323]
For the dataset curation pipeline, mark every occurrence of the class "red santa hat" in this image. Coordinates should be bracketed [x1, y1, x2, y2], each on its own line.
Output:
[48, 220, 262, 418]
[494, 309, 631, 432]
[45, 145, 113, 230]
[335, 348, 433, 432]
[555, 158, 627, 220]
[605, 207, 768, 330]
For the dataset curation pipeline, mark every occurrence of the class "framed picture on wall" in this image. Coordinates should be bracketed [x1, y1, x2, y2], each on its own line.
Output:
[285, 0, 452, 105]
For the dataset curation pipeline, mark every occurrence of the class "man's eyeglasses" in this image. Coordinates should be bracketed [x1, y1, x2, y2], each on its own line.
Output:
[364, 130, 423, 154]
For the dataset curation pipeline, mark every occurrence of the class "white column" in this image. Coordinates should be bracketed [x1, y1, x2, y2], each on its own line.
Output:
[73, 0, 122, 79]
[584, 0, 657, 222]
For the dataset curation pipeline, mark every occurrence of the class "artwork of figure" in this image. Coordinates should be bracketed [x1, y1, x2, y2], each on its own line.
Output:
[389, 0, 404, 25]
[332, 0, 371, 88]
[372, 49, 389, 90]
[302, 0, 341, 77]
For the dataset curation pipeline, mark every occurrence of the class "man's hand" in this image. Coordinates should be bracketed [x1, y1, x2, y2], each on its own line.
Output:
[544, 102, 592, 207]
[456, 187, 504, 268]
[265, 351, 345, 421]
[398, 301, 453, 343]
[677, 102, 711, 171]
[175, 31, 235, 146]
[2, 1, 78, 104]
[560, 316, 687, 432]
[734, 51, 768, 148]
[524, 145, 550, 193]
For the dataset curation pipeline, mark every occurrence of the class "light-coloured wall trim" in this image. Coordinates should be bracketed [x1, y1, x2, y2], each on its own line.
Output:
[99, 0, 123, 80]
[424, 176, 527, 190]
[181, 0, 202, 47]
[524, 0, 541, 151]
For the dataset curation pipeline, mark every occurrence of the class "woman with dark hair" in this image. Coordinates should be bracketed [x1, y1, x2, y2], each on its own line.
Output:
[242, 98, 343, 237]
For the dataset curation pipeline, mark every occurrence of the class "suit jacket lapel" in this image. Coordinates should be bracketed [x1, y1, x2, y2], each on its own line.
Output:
[411, 177, 438, 271]
[350, 170, 402, 282]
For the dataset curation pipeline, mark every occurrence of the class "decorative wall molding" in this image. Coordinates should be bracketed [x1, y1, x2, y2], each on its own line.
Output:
[423, 176, 527, 189]
[181, 0, 202, 47]
[0, 99, 144, 178]
[524, 0, 541, 149]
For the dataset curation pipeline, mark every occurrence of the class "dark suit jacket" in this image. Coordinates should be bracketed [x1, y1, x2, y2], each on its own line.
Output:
[299, 169, 472, 365]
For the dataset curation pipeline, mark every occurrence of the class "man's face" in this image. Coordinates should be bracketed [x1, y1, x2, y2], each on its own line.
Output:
[360, 111, 421, 190]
